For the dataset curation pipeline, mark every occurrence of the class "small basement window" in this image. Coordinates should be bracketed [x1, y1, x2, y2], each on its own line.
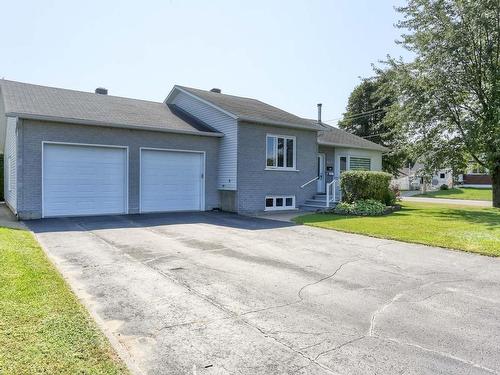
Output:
[265, 196, 295, 211]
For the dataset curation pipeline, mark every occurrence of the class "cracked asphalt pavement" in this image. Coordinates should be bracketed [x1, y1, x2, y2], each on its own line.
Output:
[28, 212, 500, 375]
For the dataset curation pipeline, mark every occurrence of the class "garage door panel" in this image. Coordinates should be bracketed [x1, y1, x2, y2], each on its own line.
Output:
[43, 144, 127, 217]
[141, 150, 203, 213]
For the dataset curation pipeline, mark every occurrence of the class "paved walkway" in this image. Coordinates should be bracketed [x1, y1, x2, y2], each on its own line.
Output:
[401, 196, 492, 207]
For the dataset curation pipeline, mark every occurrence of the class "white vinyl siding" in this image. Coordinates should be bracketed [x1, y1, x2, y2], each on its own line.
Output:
[4, 117, 17, 211]
[349, 157, 371, 171]
[42, 143, 128, 217]
[171, 92, 237, 190]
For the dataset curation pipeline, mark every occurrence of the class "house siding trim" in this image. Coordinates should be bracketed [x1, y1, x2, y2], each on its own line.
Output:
[170, 91, 238, 190]
[4, 117, 17, 212]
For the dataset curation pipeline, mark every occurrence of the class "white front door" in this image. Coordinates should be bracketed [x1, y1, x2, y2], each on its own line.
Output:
[317, 153, 326, 193]
[140, 149, 204, 213]
[43, 143, 128, 217]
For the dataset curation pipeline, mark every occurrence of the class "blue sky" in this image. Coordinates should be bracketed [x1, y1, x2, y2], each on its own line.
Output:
[1, 0, 411, 124]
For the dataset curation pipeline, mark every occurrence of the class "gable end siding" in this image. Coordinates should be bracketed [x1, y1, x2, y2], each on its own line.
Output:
[171, 92, 237, 190]
[4, 117, 17, 211]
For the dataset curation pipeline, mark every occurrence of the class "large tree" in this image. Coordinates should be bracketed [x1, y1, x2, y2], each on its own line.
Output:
[386, 0, 500, 206]
[339, 71, 408, 175]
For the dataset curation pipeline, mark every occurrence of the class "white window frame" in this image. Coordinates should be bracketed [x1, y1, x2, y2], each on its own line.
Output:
[264, 195, 296, 211]
[265, 134, 297, 171]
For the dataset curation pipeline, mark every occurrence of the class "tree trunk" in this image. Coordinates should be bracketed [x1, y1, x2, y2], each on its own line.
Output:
[493, 163, 500, 208]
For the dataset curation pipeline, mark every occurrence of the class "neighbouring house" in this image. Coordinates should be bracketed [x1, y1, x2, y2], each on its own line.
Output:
[0, 80, 387, 219]
[459, 161, 492, 188]
[392, 163, 453, 191]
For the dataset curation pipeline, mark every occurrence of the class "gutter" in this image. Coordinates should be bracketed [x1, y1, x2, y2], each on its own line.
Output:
[317, 140, 389, 153]
[6, 112, 224, 138]
[237, 117, 324, 131]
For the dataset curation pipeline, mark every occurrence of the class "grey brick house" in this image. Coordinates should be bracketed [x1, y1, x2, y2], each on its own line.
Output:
[0, 80, 387, 219]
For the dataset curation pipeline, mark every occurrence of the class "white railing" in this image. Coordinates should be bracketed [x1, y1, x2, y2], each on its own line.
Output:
[325, 178, 341, 208]
[300, 176, 319, 189]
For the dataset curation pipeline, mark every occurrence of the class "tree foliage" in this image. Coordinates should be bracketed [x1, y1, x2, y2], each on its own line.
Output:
[339, 70, 408, 175]
[384, 0, 500, 206]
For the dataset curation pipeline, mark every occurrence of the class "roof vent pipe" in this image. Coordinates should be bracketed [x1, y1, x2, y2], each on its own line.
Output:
[210, 88, 221, 93]
[317, 103, 322, 123]
[95, 87, 108, 95]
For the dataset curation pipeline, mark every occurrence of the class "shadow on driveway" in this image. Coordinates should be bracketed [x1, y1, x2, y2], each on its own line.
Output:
[26, 211, 296, 234]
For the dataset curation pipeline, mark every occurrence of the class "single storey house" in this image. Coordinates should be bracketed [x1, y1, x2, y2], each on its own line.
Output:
[0, 80, 387, 219]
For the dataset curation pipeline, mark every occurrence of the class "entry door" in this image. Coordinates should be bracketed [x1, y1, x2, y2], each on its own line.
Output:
[317, 153, 326, 193]
[43, 143, 128, 217]
[140, 149, 204, 213]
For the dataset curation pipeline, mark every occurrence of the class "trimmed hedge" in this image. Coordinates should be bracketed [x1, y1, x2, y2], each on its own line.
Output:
[0, 154, 3, 202]
[340, 170, 392, 204]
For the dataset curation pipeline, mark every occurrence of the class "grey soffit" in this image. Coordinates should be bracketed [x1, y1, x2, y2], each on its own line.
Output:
[314, 122, 389, 152]
[0, 80, 222, 136]
[174, 85, 324, 131]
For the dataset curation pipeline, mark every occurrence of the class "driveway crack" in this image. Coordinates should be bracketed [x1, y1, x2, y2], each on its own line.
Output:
[298, 259, 360, 300]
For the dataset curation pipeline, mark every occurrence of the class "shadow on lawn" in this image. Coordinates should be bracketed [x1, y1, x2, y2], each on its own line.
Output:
[298, 205, 500, 230]
[433, 208, 500, 228]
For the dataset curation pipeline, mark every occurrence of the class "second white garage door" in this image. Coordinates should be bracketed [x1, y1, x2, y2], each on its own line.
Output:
[140, 149, 204, 213]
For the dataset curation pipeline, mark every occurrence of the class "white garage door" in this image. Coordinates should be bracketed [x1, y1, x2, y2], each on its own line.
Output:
[140, 149, 204, 213]
[43, 143, 127, 217]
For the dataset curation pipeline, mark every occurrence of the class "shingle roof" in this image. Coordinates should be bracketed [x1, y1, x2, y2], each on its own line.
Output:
[174, 86, 324, 130]
[0, 80, 221, 136]
[315, 122, 388, 152]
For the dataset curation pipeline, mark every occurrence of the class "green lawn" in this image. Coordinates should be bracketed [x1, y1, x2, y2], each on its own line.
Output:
[0, 226, 128, 374]
[294, 202, 500, 256]
[415, 187, 492, 201]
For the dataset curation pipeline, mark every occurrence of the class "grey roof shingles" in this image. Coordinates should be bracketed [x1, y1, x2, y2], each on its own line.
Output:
[0, 80, 221, 136]
[315, 122, 388, 152]
[174, 85, 324, 130]
[0, 80, 388, 151]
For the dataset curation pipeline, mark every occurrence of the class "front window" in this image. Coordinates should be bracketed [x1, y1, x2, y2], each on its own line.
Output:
[266, 135, 296, 169]
[339, 156, 347, 173]
[349, 157, 371, 171]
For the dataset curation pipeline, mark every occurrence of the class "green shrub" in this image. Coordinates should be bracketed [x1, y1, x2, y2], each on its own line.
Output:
[383, 189, 397, 206]
[334, 199, 386, 216]
[440, 184, 449, 190]
[340, 170, 392, 203]
[0, 154, 3, 201]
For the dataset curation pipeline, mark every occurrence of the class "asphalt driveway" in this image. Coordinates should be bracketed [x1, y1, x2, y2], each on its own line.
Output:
[28, 212, 500, 375]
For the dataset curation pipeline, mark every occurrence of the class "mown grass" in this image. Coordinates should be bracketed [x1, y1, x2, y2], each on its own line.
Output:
[0, 226, 128, 374]
[294, 202, 500, 256]
[415, 187, 492, 201]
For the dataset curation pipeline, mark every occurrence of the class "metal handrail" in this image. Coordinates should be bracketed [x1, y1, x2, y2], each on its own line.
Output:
[300, 176, 319, 189]
[325, 178, 340, 208]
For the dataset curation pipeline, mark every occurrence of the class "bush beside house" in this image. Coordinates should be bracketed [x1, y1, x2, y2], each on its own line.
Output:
[341, 171, 393, 203]
[337, 171, 396, 216]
